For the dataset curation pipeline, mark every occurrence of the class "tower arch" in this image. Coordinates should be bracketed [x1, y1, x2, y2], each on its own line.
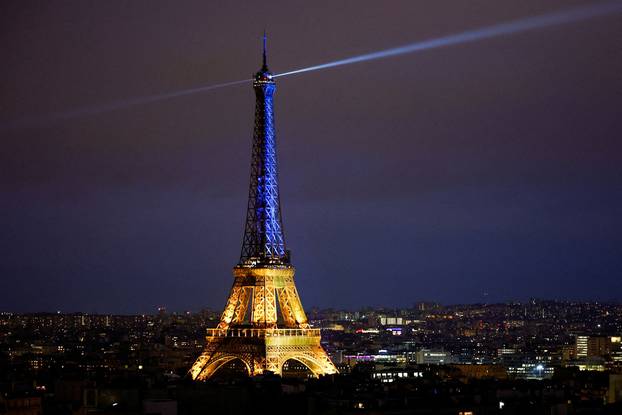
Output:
[280, 356, 325, 377]
[194, 355, 252, 380]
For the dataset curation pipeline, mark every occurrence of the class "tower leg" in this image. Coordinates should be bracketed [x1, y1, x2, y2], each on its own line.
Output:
[189, 336, 266, 380]
[190, 267, 337, 380]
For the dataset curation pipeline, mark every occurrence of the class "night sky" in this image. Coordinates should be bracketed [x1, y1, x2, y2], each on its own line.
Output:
[2, 1, 621, 313]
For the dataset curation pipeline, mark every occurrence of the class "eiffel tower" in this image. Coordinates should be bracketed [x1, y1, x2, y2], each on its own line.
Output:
[189, 36, 338, 380]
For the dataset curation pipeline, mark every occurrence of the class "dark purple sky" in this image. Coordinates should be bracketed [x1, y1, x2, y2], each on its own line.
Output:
[1, 1, 621, 313]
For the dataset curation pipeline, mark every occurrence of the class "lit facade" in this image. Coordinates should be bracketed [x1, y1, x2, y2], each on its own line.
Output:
[416, 349, 455, 365]
[506, 363, 554, 380]
[576, 335, 589, 358]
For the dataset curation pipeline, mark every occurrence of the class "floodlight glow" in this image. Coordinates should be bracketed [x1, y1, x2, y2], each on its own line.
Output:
[3, 78, 250, 131]
[275, 1, 622, 78]
[3, 1, 621, 131]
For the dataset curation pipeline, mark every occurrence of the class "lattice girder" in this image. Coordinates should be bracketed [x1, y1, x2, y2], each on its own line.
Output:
[240, 71, 287, 265]
[190, 266, 336, 380]
[189, 328, 337, 380]
[217, 266, 309, 328]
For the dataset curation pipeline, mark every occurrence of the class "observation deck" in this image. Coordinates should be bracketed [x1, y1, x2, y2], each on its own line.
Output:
[205, 327, 321, 338]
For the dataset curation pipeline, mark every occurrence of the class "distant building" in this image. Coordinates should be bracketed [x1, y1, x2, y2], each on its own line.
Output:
[576, 335, 620, 359]
[372, 368, 423, 383]
[379, 316, 403, 326]
[416, 349, 455, 365]
[588, 336, 609, 357]
[507, 363, 554, 380]
[566, 357, 606, 372]
[611, 336, 622, 362]
[452, 364, 508, 380]
[561, 345, 576, 362]
[608, 374, 622, 404]
[576, 335, 589, 358]
[497, 348, 517, 357]
[1, 395, 42, 415]
[415, 302, 438, 311]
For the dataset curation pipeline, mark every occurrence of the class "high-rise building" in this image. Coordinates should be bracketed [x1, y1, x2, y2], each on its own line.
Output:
[576, 335, 617, 359]
[576, 335, 589, 358]
[588, 336, 609, 358]
[189, 37, 337, 380]
[610, 336, 622, 362]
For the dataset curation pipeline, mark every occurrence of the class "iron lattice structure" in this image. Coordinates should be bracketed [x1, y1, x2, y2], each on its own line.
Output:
[189, 37, 337, 380]
[240, 47, 287, 265]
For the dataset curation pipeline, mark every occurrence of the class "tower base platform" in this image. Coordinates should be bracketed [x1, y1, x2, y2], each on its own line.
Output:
[189, 328, 337, 380]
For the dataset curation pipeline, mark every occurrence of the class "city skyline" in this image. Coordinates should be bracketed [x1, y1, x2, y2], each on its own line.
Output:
[2, 0, 621, 313]
[3, 299, 621, 413]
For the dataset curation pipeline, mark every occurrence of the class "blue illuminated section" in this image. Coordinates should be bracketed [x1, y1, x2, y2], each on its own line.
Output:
[240, 40, 288, 265]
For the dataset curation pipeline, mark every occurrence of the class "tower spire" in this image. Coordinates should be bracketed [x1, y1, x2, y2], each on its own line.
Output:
[242, 31, 283, 265]
[262, 31, 268, 71]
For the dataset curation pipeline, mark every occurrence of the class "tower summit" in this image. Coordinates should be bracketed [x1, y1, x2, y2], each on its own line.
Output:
[189, 37, 337, 380]
[240, 33, 288, 265]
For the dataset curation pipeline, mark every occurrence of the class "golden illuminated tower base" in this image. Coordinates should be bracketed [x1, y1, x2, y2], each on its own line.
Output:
[189, 266, 337, 380]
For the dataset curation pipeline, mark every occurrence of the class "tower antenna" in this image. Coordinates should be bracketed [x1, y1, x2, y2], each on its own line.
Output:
[262, 30, 268, 70]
